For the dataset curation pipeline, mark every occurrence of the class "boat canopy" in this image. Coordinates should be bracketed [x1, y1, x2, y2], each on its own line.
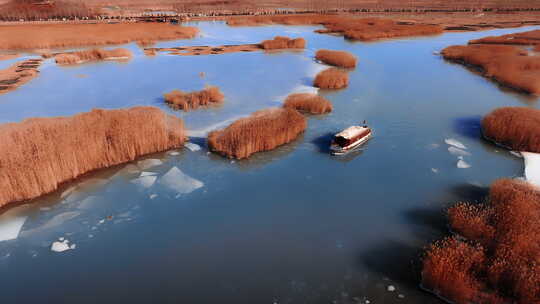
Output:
[334, 126, 369, 139]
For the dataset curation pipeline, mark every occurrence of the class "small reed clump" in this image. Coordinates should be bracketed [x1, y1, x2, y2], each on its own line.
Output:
[441, 44, 540, 95]
[54, 48, 132, 65]
[207, 108, 307, 159]
[313, 68, 349, 89]
[0, 107, 185, 208]
[164, 86, 224, 111]
[283, 93, 333, 114]
[481, 107, 540, 152]
[260, 36, 306, 50]
[315, 49, 357, 68]
[422, 179, 540, 304]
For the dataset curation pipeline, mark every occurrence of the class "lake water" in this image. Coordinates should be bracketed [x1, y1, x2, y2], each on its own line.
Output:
[0, 22, 538, 304]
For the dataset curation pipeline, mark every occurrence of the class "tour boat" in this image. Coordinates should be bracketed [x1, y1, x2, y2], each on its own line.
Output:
[330, 124, 372, 155]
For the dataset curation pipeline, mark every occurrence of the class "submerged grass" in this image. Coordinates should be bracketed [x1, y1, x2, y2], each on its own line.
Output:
[0, 107, 185, 208]
[422, 179, 540, 304]
[164, 86, 224, 111]
[54, 48, 132, 65]
[207, 107, 307, 159]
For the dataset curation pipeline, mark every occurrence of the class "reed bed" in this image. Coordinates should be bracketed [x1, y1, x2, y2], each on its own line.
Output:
[441, 44, 540, 95]
[481, 107, 540, 153]
[54, 48, 132, 65]
[260, 36, 306, 50]
[470, 30, 540, 46]
[0, 107, 185, 208]
[422, 179, 540, 304]
[164, 86, 224, 111]
[207, 108, 307, 159]
[313, 68, 349, 89]
[0, 23, 198, 50]
[283, 93, 332, 114]
[315, 49, 357, 68]
[227, 15, 443, 41]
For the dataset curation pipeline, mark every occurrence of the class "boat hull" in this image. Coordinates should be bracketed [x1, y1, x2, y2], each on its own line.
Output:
[330, 132, 372, 155]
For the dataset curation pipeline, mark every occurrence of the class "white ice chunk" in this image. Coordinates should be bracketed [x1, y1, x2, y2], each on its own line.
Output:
[457, 159, 471, 169]
[431, 168, 439, 173]
[169, 151, 180, 156]
[185, 142, 201, 152]
[51, 239, 74, 252]
[521, 152, 540, 187]
[448, 146, 471, 157]
[140, 171, 157, 177]
[137, 159, 163, 170]
[158, 167, 203, 194]
[445, 138, 467, 149]
[0, 205, 30, 242]
[131, 175, 157, 188]
[510, 151, 523, 158]
[149, 194, 158, 200]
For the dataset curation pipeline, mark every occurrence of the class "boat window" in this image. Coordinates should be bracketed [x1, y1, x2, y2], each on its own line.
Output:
[334, 136, 349, 147]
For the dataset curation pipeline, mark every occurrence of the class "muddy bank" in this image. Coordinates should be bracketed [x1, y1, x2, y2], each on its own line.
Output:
[0, 58, 41, 94]
[0, 107, 185, 208]
[0, 23, 198, 51]
[145, 36, 305, 56]
[52, 48, 132, 65]
[441, 42, 540, 95]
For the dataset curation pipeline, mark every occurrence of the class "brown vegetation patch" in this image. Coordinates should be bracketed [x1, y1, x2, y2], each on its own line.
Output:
[481, 107, 540, 153]
[0, 23, 198, 50]
[227, 15, 443, 41]
[146, 43, 262, 56]
[164, 86, 224, 111]
[0, 58, 41, 94]
[0, 106, 185, 208]
[283, 93, 332, 114]
[0, 53, 19, 61]
[207, 107, 306, 159]
[470, 30, 540, 46]
[441, 44, 540, 95]
[313, 67, 349, 89]
[315, 49, 357, 68]
[260, 36, 305, 50]
[0, 0, 94, 21]
[422, 178, 540, 303]
[53, 48, 132, 65]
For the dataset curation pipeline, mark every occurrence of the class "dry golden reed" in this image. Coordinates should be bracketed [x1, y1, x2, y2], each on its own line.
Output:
[481, 107, 540, 152]
[0, 107, 185, 208]
[207, 107, 307, 159]
[313, 68, 349, 89]
[54, 48, 132, 65]
[0, 23, 198, 50]
[441, 44, 540, 95]
[260, 36, 306, 50]
[164, 86, 224, 111]
[422, 179, 540, 304]
[283, 93, 332, 114]
[315, 49, 357, 68]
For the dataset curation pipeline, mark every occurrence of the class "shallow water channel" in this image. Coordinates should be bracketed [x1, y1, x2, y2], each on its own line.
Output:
[0, 22, 539, 304]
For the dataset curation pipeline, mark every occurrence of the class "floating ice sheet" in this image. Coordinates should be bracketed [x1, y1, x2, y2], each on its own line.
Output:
[51, 239, 76, 252]
[457, 159, 471, 169]
[140, 171, 158, 177]
[158, 167, 203, 195]
[131, 175, 158, 189]
[448, 146, 471, 157]
[185, 142, 201, 152]
[445, 138, 467, 149]
[0, 205, 30, 242]
[137, 159, 163, 170]
[39, 211, 81, 231]
[521, 152, 540, 187]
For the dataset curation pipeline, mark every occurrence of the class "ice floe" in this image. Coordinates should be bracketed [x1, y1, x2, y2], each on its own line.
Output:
[140, 171, 157, 177]
[185, 142, 202, 152]
[137, 159, 163, 170]
[168, 151, 180, 156]
[431, 168, 439, 174]
[51, 238, 76, 252]
[187, 117, 241, 137]
[149, 194, 158, 200]
[457, 159, 471, 169]
[0, 205, 30, 242]
[521, 152, 540, 187]
[131, 175, 158, 189]
[448, 146, 471, 157]
[445, 138, 467, 149]
[158, 167, 203, 195]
